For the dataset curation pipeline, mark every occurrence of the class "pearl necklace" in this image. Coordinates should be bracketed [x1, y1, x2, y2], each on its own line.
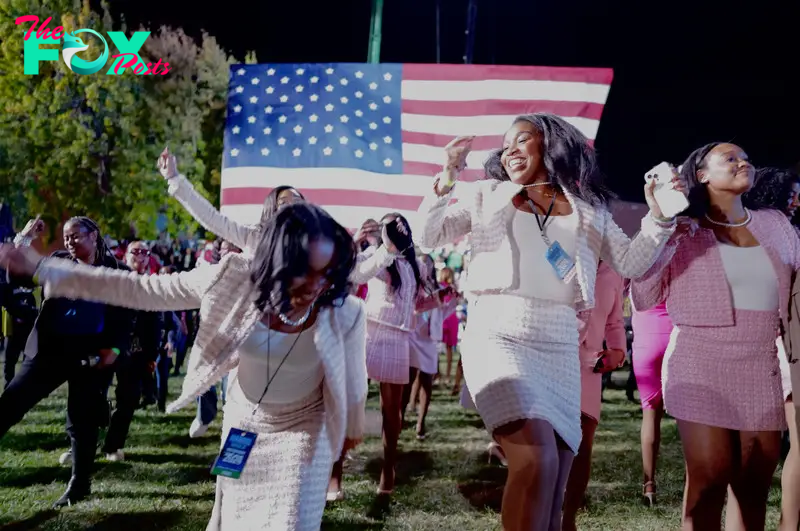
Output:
[704, 208, 751, 228]
[277, 302, 315, 327]
[522, 182, 550, 188]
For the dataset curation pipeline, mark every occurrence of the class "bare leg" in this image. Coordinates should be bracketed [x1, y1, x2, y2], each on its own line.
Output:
[416, 371, 434, 438]
[378, 382, 405, 493]
[677, 420, 734, 531]
[451, 358, 463, 396]
[550, 445, 575, 531]
[780, 399, 800, 531]
[725, 429, 782, 531]
[494, 418, 562, 531]
[445, 345, 454, 382]
[327, 450, 346, 500]
[401, 368, 419, 424]
[641, 400, 664, 504]
[562, 414, 598, 531]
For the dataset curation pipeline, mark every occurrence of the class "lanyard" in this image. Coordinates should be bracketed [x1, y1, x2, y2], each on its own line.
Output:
[527, 192, 557, 246]
[250, 313, 305, 416]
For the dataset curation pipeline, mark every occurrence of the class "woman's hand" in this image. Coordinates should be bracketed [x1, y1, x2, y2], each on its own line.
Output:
[437, 136, 475, 195]
[19, 215, 45, 241]
[354, 220, 381, 247]
[0, 243, 45, 278]
[157, 147, 179, 180]
[592, 349, 626, 374]
[644, 163, 687, 221]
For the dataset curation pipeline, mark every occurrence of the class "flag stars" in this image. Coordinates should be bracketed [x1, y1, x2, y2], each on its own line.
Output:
[325, 68, 334, 74]
[355, 91, 364, 98]
[310, 76, 319, 83]
[340, 78, 349, 86]
[340, 96, 349, 104]
[383, 158, 393, 167]
[325, 104, 334, 112]
[230, 148, 240, 157]
[265, 106, 273, 114]
[355, 110, 364, 117]
[339, 136, 349, 145]
[263, 127, 272, 135]
[251, 78, 260, 85]
[355, 149, 364, 158]
[267, 68, 275, 75]
[369, 102, 378, 111]
[278, 115, 288, 123]
[383, 117, 392, 124]
[323, 147, 333, 156]
[233, 105, 242, 113]
[370, 142, 378, 151]
[266, 86, 275, 94]
[355, 71, 364, 79]
[324, 124, 334, 133]
[340, 115, 349, 123]
[236, 68, 245, 75]
[294, 125, 303, 134]
[309, 114, 319, 123]
[369, 82, 378, 90]
[383, 136, 392, 144]
[235, 86, 244, 93]
[293, 148, 302, 157]
[249, 96, 258, 104]
[278, 137, 287, 146]
[308, 136, 318, 145]
[309, 94, 319, 102]
[355, 129, 364, 137]
[383, 73, 392, 81]
[294, 104, 304, 112]
[295, 85, 304, 93]
[295, 68, 305, 75]
[383, 96, 392, 103]
[246, 136, 255, 145]
[261, 148, 270, 156]
[325, 84, 334, 92]
[232, 126, 240, 134]
[247, 116, 256, 124]
[369, 122, 378, 130]
[280, 76, 289, 84]
[279, 95, 289, 103]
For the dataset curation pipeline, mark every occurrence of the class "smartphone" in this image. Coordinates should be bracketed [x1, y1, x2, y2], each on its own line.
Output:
[648, 162, 688, 219]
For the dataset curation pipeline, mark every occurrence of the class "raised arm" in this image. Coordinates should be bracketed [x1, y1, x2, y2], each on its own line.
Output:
[600, 210, 676, 280]
[342, 299, 368, 440]
[167, 174, 261, 254]
[349, 245, 396, 285]
[33, 254, 230, 312]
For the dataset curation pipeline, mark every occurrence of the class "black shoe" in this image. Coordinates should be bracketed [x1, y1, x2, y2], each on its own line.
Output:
[53, 477, 91, 508]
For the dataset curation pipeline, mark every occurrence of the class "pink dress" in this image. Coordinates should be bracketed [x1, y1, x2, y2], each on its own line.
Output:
[577, 262, 626, 421]
[440, 282, 459, 348]
[631, 301, 673, 410]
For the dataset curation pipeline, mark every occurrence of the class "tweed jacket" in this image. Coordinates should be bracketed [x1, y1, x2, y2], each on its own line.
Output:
[33, 253, 368, 457]
[418, 179, 676, 311]
[167, 174, 394, 285]
[631, 209, 800, 327]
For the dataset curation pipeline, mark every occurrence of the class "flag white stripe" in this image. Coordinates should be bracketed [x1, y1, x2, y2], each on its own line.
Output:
[401, 79, 611, 104]
[401, 113, 599, 139]
[402, 143, 494, 169]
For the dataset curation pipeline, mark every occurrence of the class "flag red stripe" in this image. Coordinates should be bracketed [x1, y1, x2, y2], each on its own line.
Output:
[402, 64, 614, 85]
[402, 131, 501, 151]
[402, 161, 484, 182]
[401, 99, 606, 120]
[222, 187, 427, 211]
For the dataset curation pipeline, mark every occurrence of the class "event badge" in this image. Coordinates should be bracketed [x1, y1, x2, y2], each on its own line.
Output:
[211, 428, 258, 479]
[545, 241, 576, 284]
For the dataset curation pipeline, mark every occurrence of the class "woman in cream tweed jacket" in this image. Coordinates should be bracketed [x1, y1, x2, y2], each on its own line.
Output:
[4, 204, 368, 531]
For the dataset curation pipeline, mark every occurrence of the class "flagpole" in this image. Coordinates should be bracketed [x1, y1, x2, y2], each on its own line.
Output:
[367, 0, 384, 63]
[463, 0, 478, 64]
[435, 0, 441, 63]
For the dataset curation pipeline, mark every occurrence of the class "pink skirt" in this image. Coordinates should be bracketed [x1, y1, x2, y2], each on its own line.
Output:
[366, 321, 410, 385]
[663, 309, 786, 432]
[442, 313, 459, 348]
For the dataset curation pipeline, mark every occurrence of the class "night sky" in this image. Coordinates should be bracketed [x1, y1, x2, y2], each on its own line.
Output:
[109, 0, 799, 202]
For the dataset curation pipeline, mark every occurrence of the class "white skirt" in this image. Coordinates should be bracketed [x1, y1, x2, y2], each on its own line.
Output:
[207, 380, 332, 531]
[409, 334, 439, 374]
[460, 294, 581, 454]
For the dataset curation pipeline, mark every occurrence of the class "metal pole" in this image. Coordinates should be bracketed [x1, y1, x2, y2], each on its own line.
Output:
[367, 0, 384, 64]
[463, 0, 478, 64]
[435, 0, 441, 63]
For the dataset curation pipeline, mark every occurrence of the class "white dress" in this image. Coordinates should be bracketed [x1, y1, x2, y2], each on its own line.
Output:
[460, 209, 583, 453]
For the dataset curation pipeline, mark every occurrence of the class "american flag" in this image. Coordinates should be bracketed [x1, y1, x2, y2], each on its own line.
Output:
[221, 63, 613, 231]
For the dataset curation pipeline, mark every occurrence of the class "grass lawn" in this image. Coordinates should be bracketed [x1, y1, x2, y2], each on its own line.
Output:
[0, 369, 784, 530]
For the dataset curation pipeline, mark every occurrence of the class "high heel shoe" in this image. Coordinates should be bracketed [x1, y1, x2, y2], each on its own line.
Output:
[642, 481, 656, 507]
[487, 442, 507, 467]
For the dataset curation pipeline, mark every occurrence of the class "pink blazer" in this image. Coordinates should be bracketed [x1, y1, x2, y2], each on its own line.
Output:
[632, 209, 800, 327]
[578, 261, 626, 354]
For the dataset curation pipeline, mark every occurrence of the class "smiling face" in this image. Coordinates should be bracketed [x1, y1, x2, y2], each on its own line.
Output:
[125, 241, 150, 274]
[699, 143, 755, 196]
[787, 182, 800, 217]
[62, 220, 97, 263]
[500, 120, 548, 185]
[286, 238, 335, 313]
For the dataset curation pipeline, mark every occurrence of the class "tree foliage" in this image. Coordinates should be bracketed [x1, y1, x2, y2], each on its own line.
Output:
[0, 0, 248, 244]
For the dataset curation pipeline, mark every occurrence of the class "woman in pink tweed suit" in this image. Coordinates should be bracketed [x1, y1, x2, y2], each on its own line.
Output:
[632, 143, 800, 531]
[419, 113, 681, 531]
[1, 204, 368, 531]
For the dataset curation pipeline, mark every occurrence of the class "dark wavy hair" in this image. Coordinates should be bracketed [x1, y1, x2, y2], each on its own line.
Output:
[483, 112, 613, 206]
[250, 203, 356, 314]
[743, 167, 800, 215]
[259, 186, 306, 226]
[678, 142, 723, 218]
[380, 213, 426, 295]
[419, 253, 437, 292]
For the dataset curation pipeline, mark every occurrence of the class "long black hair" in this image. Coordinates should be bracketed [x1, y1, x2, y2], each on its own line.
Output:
[259, 185, 305, 226]
[678, 142, 723, 218]
[65, 216, 118, 268]
[743, 167, 800, 214]
[483, 112, 614, 206]
[250, 203, 356, 314]
[380, 213, 426, 295]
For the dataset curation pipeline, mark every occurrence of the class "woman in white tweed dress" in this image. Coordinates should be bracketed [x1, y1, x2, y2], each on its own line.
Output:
[1, 203, 368, 531]
[418, 113, 682, 531]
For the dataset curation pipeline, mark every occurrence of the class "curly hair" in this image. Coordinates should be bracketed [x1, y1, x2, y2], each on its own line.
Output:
[743, 167, 800, 215]
[250, 203, 356, 314]
[482, 112, 614, 206]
